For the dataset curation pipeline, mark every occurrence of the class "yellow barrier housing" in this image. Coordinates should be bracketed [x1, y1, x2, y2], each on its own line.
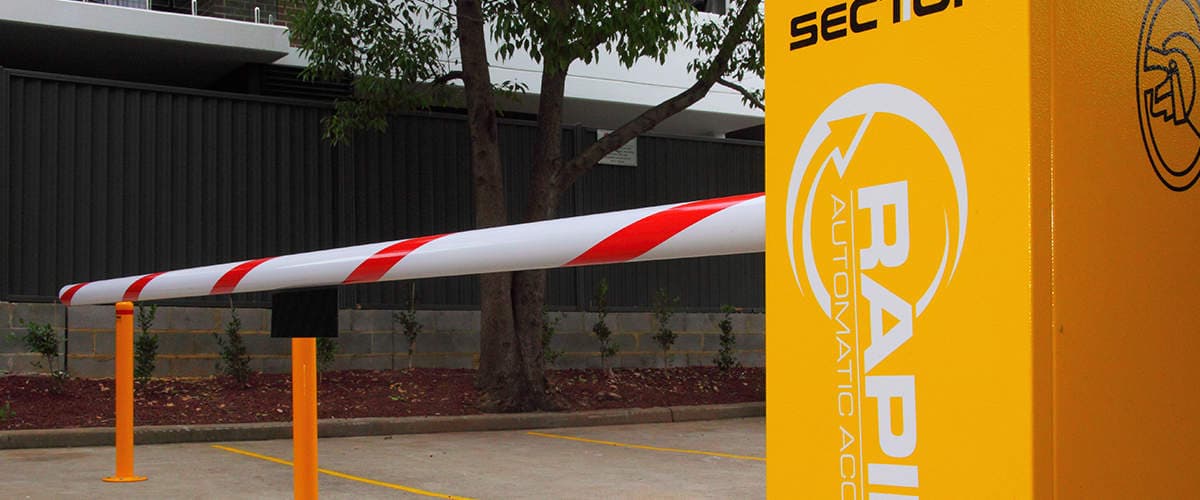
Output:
[767, 1, 1200, 497]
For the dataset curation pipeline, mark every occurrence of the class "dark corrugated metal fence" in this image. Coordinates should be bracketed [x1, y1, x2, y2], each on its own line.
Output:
[1, 68, 764, 311]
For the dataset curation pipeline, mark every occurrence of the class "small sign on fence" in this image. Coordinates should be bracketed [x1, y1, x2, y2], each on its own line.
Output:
[596, 130, 638, 167]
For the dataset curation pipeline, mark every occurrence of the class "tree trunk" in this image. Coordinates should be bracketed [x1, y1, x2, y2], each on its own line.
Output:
[461, 0, 760, 412]
[482, 57, 569, 411]
[503, 64, 570, 411]
[455, 0, 521, 411]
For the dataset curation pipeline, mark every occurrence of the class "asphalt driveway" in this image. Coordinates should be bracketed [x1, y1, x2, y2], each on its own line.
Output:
[0, 417, 765, 499]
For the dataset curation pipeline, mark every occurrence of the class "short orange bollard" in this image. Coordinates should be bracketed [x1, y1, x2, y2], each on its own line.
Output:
[292, 337, 318, 499]
[103, 301, 146, 483]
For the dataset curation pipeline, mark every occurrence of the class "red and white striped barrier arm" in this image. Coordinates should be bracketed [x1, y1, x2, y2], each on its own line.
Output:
[59, 193, 764, 306]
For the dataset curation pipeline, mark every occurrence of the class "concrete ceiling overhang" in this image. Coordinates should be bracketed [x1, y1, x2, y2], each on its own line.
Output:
[0, 0, 289, 87]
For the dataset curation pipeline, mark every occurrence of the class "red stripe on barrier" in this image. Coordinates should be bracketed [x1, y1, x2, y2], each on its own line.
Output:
[211, 258, 274, 295]
[343, 234, 447, 284]
[123, 272, 165, 302]
[567, 193, 762, 266]
[60, 282, 89, 306]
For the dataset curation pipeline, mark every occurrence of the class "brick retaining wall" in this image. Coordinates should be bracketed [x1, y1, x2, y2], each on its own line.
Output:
[0, 303, 765, 377]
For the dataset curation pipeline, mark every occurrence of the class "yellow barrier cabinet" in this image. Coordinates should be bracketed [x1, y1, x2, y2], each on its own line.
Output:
[767, 1, 1200, 498]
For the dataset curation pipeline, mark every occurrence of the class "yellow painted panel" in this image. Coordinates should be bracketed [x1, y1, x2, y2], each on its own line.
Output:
[1052, 0, 1200, 497]
[766, 2, 1034, 498]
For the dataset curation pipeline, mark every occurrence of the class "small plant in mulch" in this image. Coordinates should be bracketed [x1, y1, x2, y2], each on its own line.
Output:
[134, 303, 159, 385]
[0, 401, 12, 422]
[541, 309, 564, 368]
[714, 304, 741, 372]
[591, 278, 618, 376]
[391, 283, 422, 369]
[213, 306, 252, 385]
[316, 337, 338, 373]
[13, 319, 66, 393]
[651, 288, 680, 368]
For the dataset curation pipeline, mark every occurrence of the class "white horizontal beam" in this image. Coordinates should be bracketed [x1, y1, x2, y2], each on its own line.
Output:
[60, 193, 765, 306]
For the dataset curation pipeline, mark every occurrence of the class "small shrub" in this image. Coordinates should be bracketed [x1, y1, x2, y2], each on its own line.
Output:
[541, 309, 563, 368]
[16, 319, 59, 372]
[134, 304, 159, 384]
[0, 401, 12, 422]
[651, 288, 680, 368]
[14, 319, 66, 392]
[591, 278, 618, 375]
[316, 337, 337, 372]
[213, 307, 252, 384]
[714, 304, 741, 372]
[391, 284, 422, 369]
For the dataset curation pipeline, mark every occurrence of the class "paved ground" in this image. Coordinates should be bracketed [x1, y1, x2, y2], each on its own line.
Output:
[0, 417, 764, 499]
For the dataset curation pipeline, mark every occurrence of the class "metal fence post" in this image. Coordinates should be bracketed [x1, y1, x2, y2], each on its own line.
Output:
[102, 301, 146, 483]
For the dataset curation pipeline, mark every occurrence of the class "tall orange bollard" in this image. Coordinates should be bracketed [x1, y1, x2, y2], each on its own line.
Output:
[292, 337, 318, 499]
[103, 301, 146, 483]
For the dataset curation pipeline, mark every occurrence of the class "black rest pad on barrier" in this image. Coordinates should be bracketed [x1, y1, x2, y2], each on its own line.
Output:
[271, 287, 339, 338]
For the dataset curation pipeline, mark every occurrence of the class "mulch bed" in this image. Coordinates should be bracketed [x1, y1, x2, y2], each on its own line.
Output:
[0, 367, 763, 431]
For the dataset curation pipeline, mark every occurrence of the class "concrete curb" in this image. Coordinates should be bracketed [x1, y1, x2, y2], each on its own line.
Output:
[0, 402, 764, 450]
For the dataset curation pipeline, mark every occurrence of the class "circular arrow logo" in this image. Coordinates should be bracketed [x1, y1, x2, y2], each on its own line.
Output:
[785, 84, 968, 318]
[1138, 0, 1200, 191]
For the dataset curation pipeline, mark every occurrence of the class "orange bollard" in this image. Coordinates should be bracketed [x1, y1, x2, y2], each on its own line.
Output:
[103, 301, 146, 483]
[292, 337, 319, 499]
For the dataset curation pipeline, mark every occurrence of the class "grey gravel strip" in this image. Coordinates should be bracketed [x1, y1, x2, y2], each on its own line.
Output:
[0, 402, 764, 450]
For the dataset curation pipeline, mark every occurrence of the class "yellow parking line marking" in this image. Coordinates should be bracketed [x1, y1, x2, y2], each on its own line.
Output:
[211, 445, 475, 499]
[525, 431, 766, 462]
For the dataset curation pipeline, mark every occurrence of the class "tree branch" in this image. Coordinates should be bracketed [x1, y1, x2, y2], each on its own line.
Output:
[718, 78, 764, 110]
[559, 0, 762, 190]
[431, 70, 465, 86]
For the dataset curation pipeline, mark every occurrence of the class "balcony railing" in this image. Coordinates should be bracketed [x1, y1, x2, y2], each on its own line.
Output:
[77, 0, 288, 26]
[81, 1, 725, 25]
